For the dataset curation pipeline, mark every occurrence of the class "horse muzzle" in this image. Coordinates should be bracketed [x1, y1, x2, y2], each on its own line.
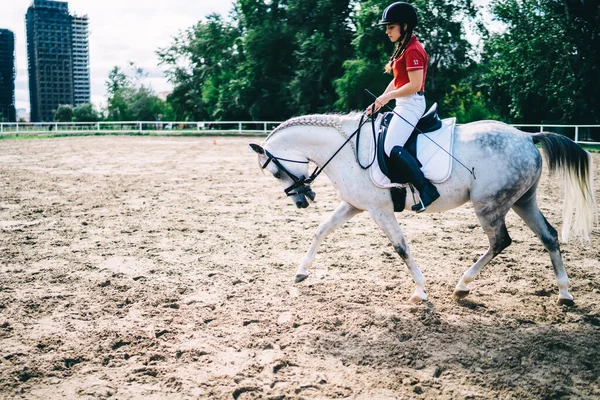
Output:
[291, 188, 316, 209]
[295, 196, 310, 209]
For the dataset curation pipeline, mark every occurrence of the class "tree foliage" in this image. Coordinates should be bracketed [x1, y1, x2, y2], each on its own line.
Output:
[104, 63, 172, 121]
[480, 0, 600, 123]
[73, 103, 100, 122]
[54, 104, 74, 122]
[149, 0, 599, 124]
[158, 0, 353, 121]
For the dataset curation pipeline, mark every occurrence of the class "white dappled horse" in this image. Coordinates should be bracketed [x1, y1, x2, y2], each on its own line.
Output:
[249, 113, 596, 305]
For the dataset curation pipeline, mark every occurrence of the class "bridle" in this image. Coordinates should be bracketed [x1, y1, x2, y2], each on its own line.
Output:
[260, 111, 376, 198]
[260, 150, 314, 197]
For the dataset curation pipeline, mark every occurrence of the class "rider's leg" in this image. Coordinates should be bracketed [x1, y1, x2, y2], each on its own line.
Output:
[389, 146, 440, 212]
[383, 95, 425, 156]
[384, 95, 438, 212]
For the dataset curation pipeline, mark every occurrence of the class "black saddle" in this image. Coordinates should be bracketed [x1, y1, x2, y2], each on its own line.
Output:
[377, 102, 442, 178]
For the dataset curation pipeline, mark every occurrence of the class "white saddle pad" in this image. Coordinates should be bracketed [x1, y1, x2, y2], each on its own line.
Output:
[369, 117, 456, 188]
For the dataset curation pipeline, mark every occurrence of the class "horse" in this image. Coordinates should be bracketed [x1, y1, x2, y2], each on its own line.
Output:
[249, 112, 596, 305]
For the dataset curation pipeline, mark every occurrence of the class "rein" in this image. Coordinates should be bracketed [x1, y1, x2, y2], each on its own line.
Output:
[261, 113, 375, 197]
[355, 113, 377, 170]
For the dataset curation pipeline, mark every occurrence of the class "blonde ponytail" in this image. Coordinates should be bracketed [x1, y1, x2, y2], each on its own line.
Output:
[385, 43, 403, 74]
[384, 29, 413, 74]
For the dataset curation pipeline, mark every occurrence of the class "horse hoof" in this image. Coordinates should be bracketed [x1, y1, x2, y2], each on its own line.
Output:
[558, 298, 575, 307]
[409, 295, 427, 304]
[295, 274, 308, 283]
[453, 289, 470, 299]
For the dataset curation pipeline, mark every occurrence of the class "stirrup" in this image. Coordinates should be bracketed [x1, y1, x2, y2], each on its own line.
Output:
[407, 184, 425, 213]
[412, 198, 427, 213]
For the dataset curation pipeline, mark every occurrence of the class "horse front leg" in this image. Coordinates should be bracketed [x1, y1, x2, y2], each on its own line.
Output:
[295, 201, 362, 283]
[369, 210, 427, 303]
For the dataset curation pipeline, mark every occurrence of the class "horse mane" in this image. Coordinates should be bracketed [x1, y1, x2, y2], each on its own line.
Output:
[264, 112, 364, 144]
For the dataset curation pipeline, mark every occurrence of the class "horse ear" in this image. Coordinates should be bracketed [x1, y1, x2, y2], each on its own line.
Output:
[248, 143, 265, 155]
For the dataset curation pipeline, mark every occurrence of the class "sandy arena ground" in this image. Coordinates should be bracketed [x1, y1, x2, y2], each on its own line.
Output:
[0, 136, 599, 399]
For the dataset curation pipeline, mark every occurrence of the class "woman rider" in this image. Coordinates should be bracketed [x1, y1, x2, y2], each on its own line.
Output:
[366, 2, 439, 212]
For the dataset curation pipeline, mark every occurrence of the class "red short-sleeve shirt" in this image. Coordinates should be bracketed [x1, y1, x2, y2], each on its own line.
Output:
[393, 35, 428, 92]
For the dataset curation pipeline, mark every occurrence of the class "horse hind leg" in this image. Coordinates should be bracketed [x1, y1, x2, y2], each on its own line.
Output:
[511, 190, 574, 305]
[454, 208, 512, 299]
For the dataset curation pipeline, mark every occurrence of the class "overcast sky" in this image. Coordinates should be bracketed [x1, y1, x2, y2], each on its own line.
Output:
[1, 0, 235, 112]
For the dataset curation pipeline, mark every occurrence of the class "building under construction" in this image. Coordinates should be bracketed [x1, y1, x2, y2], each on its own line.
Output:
[26, 0, 90, 122]
[71, 15, 90, 108]
[0, 29, 16, 122]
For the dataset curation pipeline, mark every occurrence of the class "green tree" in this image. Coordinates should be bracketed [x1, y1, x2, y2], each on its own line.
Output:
[232, 0, 296, 120]
[54, 104, 74, 122]
[335, 0, 484, 114]
[105, 63, 168, 121]
[286, 0, 354, 114]
[158, 14, 243, 121]
[443, 82, 499, 123]
[414, 0, 481, 103]
[334, 0, 394, 111]
[480, 0, 600, 123]
[105, 66, 134, 121]
[159, 0, 354, 120]
[73, 103, 100, 122]
[159, 0, 487, 120]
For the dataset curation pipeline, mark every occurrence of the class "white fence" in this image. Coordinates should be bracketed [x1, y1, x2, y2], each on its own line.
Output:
[511, 124, 600, 145]
[0, 121, 282, 137]
[0, 121, 599, 145]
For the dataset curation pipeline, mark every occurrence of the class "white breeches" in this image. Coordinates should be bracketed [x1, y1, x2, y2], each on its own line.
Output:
[384, 94, 426, 156]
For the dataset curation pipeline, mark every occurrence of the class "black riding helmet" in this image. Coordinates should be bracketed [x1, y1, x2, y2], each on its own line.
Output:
[378, 2, 418, 29]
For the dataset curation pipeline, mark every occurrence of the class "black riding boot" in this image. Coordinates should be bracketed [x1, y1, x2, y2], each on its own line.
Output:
[389, 146, 440, 213]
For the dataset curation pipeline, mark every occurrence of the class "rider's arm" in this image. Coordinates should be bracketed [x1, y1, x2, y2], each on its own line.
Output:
[378, 69, 423, 103]
[366, 70, 423, 114]
[366, 79, 395, 115]
[383, 79, 395, 94]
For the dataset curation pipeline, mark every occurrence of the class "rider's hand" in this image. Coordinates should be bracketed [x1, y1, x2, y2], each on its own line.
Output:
[365, 94, 390, 115]
[365, 102, 380, 115]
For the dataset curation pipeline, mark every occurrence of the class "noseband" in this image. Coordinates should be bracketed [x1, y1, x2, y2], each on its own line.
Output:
[261, 150, 316, 197]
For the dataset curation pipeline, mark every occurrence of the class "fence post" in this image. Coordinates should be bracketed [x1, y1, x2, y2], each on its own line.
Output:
[0, 123, 3, 134]
[540, 125, 544, 133]
[197, 122, 200, 131]
[96, 122, 100, 132]
[15, 123, 19, 133]
[55, 123, 58, 132]
[574, 126, 579, 143]
[264, 122, 267, 135]
[238, 122, 242, 134]
[139, 122, 142, 133]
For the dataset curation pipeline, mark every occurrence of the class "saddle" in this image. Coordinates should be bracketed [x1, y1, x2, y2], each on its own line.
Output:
[373, 103, 453, 212]
[377, 103, 442, 178]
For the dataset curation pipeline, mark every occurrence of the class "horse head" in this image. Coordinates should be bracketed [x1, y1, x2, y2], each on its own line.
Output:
[249, 143, 316, 209]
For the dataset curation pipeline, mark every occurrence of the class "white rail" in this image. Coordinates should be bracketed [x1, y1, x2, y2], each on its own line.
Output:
[0, 121, 599, 145]
[0, 121, 283, 137]
[511, 124, 600, 145]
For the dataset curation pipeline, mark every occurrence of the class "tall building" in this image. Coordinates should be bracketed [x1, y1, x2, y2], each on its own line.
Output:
[0, 29, 16, 122]
[26, 0, 90, 122]
[71, 15, 90, 107]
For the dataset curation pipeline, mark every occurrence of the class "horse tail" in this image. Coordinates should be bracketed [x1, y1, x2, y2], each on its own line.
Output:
[532, 132, 597, 242]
